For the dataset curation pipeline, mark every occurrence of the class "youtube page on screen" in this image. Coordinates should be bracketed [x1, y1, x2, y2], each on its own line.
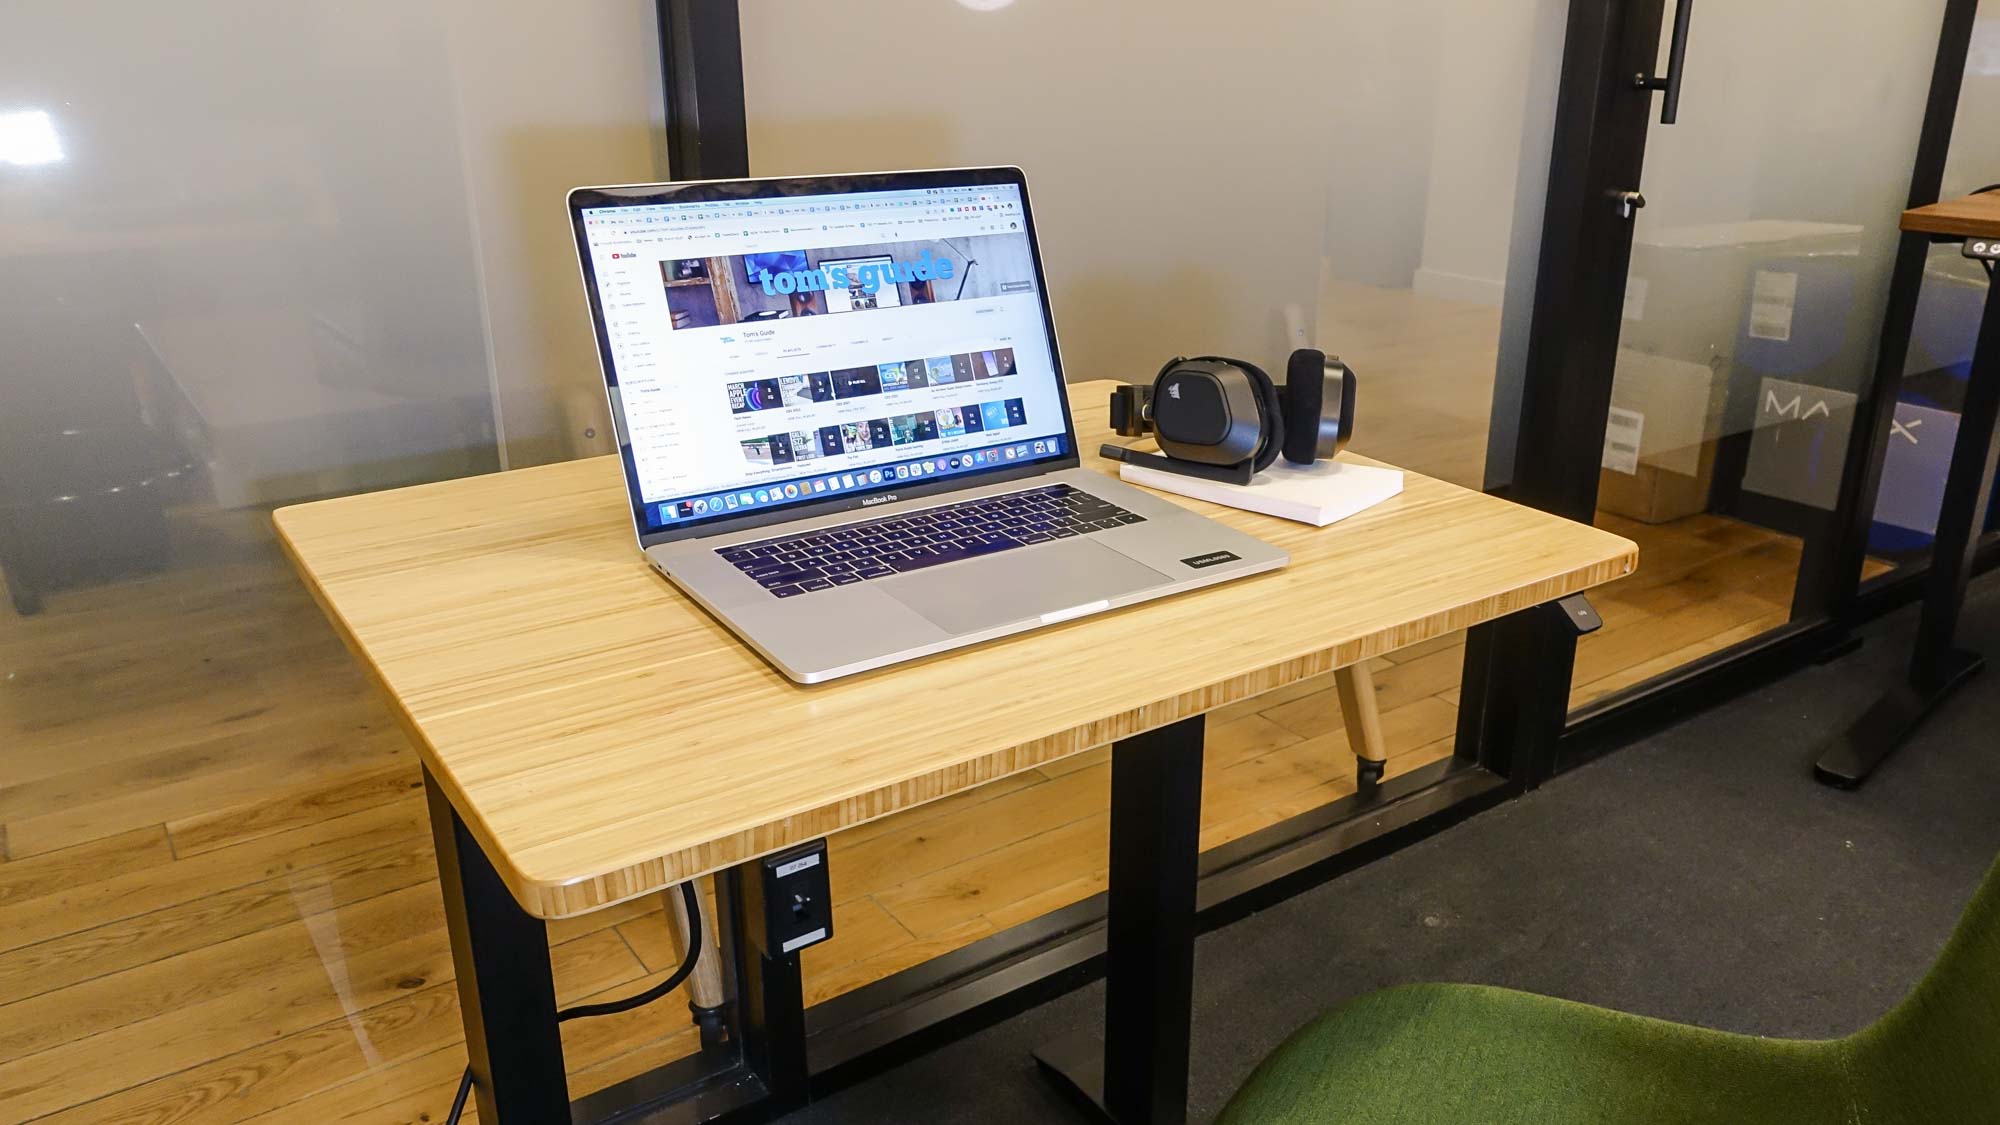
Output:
[579, 183, 1070, 533]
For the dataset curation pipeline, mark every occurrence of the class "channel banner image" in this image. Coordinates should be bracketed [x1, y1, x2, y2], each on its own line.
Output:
[659, 232, 1031, 332]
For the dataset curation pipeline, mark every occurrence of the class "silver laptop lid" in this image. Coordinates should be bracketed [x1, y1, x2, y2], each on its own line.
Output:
[568, 168, 1081, 548]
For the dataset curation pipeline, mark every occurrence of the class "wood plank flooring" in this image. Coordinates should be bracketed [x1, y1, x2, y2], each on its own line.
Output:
[0, 282, 1875, 1122]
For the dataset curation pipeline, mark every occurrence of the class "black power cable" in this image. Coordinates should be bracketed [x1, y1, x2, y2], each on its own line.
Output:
[445, 881, 705, 1124]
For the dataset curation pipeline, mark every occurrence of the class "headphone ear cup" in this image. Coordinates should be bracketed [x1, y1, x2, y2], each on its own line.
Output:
[1283, 349, 1326, 464]
[1240, 360, 1285, 473]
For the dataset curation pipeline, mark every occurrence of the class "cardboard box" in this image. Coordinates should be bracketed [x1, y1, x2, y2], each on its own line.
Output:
[1623, 221, 1862, 369]
[1607, 221, 1866, 524]
[1598, 452, 1719, 525]
[1597, 350, 1725, 524]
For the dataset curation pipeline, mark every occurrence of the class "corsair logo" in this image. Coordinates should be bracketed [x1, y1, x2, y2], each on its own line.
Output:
[1167, 382, 1182, 400]
[862, 493, 897, 506]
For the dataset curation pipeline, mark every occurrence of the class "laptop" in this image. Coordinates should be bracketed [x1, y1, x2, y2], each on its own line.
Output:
[569, 167, 1286, 683]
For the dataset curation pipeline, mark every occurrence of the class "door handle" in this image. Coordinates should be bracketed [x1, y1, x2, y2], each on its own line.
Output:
[1633, 0, 1695, 125]
[1611, 190, 1647, 219]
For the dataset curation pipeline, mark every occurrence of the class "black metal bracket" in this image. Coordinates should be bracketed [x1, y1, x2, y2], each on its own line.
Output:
[1551, 594, 1603, 636]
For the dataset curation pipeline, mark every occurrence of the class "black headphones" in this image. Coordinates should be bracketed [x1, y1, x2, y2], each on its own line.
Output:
[1101, 349, 1356, 485]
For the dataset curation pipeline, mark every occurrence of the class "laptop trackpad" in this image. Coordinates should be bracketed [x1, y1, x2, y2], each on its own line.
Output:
[887, 540, 1173, 636]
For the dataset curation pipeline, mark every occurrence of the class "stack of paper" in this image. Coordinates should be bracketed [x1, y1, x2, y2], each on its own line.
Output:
[1119, 456, 1403, 527]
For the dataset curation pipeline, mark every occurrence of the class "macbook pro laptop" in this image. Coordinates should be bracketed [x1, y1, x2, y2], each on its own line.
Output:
[569, 167, 1286, 682]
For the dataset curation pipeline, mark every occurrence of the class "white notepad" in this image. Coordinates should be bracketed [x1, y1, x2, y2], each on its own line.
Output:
[1119, 456, 1404, 527]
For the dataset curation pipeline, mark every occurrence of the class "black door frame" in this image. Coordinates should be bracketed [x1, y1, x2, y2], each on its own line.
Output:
[657, 0, 749, 181]
[1472, 0, 1992, 773]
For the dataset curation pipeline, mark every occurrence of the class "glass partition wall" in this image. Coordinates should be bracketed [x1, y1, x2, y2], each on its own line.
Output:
[0, 1, 665, 1119]
[0, 1, 1572, 1117]
[1549, 0, 1953, 712]
[4, 0, 1985, 1120]
[1859, 1, 2000, 592]
[733, 0, 1565, 1011]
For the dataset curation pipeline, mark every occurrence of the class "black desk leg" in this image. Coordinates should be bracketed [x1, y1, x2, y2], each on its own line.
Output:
[426, 768, 572, 1123]
[1035, 714, 1205, 1125]
[1816, 279, 2000, 788]
[719, 864, 811, 1110]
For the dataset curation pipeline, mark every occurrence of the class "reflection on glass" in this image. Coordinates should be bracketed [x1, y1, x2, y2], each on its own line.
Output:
[0, 109, 64, 165]
[1863, 6, 2000, 571]
[1, 0, 660, 1119]
[735, 0, 1566, 988]
[1573, 0, 1951, 710]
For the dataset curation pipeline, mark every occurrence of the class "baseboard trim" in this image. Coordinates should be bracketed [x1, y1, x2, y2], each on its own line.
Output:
[1413, 267, 1506, 306]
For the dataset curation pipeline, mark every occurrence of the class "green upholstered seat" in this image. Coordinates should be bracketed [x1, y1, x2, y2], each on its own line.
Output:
[1220, 857, 2000, 1124]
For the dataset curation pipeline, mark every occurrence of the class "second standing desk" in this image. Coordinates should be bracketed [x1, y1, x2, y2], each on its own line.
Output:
[277, 380, 1638, 1124]
[1817, 193, 2000, 787]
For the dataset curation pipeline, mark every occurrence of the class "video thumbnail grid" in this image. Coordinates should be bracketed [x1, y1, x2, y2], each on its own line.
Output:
[740, 397, 1029, 466]
[727, 347, 1019, 414]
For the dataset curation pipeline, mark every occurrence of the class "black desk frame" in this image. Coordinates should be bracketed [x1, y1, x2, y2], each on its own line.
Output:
[1814, 277, 2000, 785]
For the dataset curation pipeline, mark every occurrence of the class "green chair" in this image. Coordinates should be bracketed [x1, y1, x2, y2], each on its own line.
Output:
[1221, 858, 2000, 1124]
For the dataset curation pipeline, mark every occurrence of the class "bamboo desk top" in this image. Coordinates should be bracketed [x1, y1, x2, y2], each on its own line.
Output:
[276, 379, 1637, 919]
[1902, 193, 2000, 240]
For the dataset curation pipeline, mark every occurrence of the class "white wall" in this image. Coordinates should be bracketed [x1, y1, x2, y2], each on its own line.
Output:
[0, 0, 668, 487]
[1484, 0, 1573, 486]
[737, 0, 1347, 383]
[1401, 0, 1955, 312]
[1639, 0, 1945, 234]
[1321, 0, 1443, 290]
[1944, 10, 2000, 199]
[1410, 0, 1548, 307]
[441, 0, 667, 466]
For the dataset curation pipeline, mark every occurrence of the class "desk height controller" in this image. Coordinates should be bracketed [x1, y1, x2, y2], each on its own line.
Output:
[744, 840, 835, 957]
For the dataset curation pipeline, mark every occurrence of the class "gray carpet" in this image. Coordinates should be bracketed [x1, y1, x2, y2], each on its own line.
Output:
[782, 573, 2000, 1124]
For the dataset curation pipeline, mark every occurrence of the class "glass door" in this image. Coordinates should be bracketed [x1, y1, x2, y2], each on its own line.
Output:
[1570, 0, 1953, 711]
[1858, 0, 2000, 594]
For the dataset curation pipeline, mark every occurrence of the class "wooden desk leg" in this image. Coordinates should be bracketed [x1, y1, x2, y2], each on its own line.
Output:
[1334, 662, 1388, 789]
[1815, 278, 2000, 788]
[663, 879, 728, 1046]
[425, 768, 571, 1123]
[1034, 714, 1205, 1125]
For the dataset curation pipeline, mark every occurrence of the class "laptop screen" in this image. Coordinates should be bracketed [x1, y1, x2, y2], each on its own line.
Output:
[571, 170, 1077, 542]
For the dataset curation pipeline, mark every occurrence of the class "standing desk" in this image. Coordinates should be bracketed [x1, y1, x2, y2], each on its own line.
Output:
[1816, 193, 2000, 787]
[275, 379, 1637, 1125]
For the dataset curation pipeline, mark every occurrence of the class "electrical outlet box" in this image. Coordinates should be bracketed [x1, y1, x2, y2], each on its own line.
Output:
[743, 840, 833, 957]
[1964, 239, 2000, 263]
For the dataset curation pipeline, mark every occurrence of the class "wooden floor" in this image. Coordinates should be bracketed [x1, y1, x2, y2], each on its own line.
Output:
[0, 283, 1841, 1123]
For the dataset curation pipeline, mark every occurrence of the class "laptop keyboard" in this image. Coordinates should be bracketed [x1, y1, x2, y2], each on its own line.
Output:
[717, 483, 1146, 598]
